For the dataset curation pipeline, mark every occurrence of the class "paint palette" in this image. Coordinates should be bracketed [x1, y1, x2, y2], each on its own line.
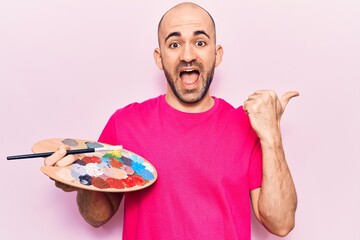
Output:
[35, 138, 157, 192]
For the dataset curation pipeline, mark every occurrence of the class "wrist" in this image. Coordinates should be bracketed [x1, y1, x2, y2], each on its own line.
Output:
[258, 127, 282, 148]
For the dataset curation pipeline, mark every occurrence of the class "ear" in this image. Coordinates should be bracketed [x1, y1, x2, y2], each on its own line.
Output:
[154, 48, 163, 70]
[215, 45, 223, 67]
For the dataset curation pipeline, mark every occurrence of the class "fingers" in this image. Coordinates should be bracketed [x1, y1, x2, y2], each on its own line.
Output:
[45, 148, 80, 194]
[280, 91, 299, 110]
[244, 90, 299, 115]
[55, 154, 78, 167]
[44, 145, 68, 166]
[246, 90, 277, 102]
[243, 90, 276, 114]
[50, 178, 78, 192]
[55, 181, 78, 192]
[44, 145, 78, 167]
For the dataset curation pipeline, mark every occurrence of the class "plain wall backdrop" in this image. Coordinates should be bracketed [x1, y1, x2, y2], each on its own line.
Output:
[1, 0, 359, 239]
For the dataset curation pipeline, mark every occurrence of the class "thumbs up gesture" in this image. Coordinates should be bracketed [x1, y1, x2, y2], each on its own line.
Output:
[243, 90, 299, 140]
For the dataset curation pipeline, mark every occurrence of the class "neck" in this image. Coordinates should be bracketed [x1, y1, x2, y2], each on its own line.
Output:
[165, 91, 214, 113]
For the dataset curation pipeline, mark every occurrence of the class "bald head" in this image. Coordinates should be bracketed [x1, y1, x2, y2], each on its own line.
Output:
[157, 2, 216, 46]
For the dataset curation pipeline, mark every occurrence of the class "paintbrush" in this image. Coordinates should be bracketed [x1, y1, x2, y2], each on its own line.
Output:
[7, 146, 123, 160]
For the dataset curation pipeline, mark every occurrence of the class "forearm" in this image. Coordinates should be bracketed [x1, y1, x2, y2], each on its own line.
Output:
[76, 190, 123, 227]
[258, 134, 297, 236]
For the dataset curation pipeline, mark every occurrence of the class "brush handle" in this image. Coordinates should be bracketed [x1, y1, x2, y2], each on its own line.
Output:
[7, 148, 95, 160]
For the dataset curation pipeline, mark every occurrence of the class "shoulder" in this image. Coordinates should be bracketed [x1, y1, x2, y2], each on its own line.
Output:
[214, 97, 248, 119]
[214, 97, 255, 132]
[213, 97, 234, 109]
[112, 95, 162, 118]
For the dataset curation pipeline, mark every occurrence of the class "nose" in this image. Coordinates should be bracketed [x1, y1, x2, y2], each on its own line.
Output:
[180, 43, 196, 63]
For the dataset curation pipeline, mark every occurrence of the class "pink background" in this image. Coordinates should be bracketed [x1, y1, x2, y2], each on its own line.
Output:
[1, 0, 359, 239]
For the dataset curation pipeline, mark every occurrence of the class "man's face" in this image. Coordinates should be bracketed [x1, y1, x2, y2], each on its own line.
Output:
[155, 5, 223, 105]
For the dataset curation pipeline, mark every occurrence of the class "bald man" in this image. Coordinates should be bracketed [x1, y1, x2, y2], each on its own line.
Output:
[46, 2, 297, 239]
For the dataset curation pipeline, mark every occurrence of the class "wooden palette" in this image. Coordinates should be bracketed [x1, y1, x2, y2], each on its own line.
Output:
[34, 138, 157, 192]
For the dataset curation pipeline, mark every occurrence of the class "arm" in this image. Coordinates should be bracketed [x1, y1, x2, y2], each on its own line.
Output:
[76, 189, 122, 227]
[45, 147, 123, 228]
[244, 90, 298, 237]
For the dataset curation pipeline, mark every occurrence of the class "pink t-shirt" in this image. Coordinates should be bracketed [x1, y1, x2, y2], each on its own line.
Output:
[99, 95, 262, 240]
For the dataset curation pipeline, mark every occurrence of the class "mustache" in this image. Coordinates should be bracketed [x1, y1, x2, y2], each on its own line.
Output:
[176, 60, 202, 72]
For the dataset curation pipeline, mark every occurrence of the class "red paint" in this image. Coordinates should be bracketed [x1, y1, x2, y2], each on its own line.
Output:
[82, 156, 101, 164]
[122, 175, 146, 188]
[131, 175, 147, 186]
[109, 158, 123, 168]
[106, 177, 125, 189]
[91, 177, 110, 189]
[122, 177, 136, 188]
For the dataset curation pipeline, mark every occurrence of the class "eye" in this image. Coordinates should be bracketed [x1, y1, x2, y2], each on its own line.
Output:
[169, 42, 180, 48]
[195, 40, 206, 47]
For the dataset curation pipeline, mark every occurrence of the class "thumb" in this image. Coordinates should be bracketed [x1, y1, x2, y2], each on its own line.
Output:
[280, 91, 299, 110]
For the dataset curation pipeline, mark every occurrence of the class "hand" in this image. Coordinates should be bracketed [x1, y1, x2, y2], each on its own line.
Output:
[44, 145, 79, 192]
[243, 90, 299, 140]
[44, 145, 78, 167]
[53, 179, 78, 192]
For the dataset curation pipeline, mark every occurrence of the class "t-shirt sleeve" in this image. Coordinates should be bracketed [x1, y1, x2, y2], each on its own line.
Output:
[248, 139, 263, 190]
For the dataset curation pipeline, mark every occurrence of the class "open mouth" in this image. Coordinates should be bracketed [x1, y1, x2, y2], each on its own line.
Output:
[179, 69, 200, 86]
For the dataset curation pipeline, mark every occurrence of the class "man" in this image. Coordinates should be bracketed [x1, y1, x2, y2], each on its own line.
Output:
[46, 2, 298, 239]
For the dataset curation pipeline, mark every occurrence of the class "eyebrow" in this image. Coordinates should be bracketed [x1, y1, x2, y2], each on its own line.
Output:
[194, 30, 210, 40]
[164, 30, 211, 43]
[165, 32, 181, 43]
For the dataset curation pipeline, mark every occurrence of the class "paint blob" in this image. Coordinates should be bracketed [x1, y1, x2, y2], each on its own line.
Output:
[54, 145, 156, 191]
[79, 174, 92, 185]
[62, 138, 79, 147]
[106, 178, 125, 189]
[85, 142, 104, 149]
[92, 177, 110, 189]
